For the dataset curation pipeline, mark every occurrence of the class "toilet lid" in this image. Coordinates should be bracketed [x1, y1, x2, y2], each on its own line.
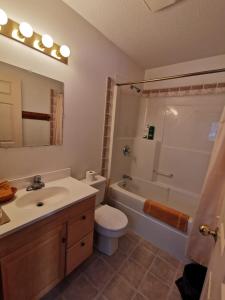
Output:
[95, 205, 128, 231]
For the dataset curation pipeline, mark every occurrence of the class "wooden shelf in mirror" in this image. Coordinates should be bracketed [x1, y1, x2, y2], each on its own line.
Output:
[22, 111, 51, 121]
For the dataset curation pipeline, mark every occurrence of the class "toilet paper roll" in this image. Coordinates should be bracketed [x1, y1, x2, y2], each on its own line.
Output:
[86, 171, 97, 182]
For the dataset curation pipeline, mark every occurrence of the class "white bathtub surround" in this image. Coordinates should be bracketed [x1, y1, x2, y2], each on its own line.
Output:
[109, 178, 196, 262]
[134, 94, 225, 195]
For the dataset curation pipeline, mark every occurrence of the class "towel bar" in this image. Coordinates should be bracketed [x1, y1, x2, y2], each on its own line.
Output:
[153, 169, 174, 178]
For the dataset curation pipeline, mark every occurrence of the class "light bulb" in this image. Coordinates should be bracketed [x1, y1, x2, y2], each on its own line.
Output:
[0, 8, 8, 25]
[60, 45, 70, 58]
[42, 34, 53, 48]
[19, 22, 33, 38]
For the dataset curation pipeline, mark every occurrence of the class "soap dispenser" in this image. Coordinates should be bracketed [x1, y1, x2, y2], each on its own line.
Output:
[143, 124, 155, 140]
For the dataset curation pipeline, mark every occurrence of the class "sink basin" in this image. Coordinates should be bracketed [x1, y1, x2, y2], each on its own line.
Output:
[15, 187, 70, 209]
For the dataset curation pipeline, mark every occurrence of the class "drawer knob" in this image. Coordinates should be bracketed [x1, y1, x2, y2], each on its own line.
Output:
[82, 215, 86, 220]
[81, 242, 85, 247]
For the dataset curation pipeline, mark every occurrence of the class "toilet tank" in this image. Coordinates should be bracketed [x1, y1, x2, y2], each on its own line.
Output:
[82, 175, 106, 206]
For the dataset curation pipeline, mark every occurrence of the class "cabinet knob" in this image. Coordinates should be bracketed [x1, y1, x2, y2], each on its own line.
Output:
[81, 242, 85, 247]
[82, 215, 86, 220]
[62, 237, 66, 244]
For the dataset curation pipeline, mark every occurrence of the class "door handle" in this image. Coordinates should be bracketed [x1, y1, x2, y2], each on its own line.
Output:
[199, 224, 219, 242]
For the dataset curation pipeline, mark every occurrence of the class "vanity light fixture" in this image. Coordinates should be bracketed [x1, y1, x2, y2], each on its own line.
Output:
[0, 8, 70, 64]
[51, 49, 61, 60]
[33, 39, 44, 51]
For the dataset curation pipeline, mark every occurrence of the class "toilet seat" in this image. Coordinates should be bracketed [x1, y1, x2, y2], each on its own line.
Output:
[95, 205, 128, 238]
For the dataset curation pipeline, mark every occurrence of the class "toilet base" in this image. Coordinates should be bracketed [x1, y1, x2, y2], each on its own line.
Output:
[95, 233, 118, 256]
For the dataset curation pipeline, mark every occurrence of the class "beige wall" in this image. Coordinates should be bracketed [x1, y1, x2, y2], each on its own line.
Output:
[0, 0, 143, 179]
[144, 54, 225, 88]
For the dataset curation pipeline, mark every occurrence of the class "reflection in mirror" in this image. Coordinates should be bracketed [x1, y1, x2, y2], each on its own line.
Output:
[0, 61, 64, 148]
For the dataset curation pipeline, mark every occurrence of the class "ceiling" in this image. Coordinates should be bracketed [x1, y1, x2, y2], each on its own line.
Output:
[62, 0, 225, 69]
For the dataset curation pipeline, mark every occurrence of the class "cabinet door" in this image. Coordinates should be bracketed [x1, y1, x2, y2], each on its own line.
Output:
[1, 224, 66, 300]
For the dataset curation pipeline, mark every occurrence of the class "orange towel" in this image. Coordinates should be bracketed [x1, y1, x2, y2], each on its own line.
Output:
[0, 181, 17, 203]
[143, 199, 189, 233]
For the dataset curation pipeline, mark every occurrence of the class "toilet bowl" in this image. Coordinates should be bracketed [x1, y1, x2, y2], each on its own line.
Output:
[95, 204, 128, 255]
[82, 175, 128, 255]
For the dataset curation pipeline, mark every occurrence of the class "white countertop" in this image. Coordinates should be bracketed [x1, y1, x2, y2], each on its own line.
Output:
[0, 177, 98, 238]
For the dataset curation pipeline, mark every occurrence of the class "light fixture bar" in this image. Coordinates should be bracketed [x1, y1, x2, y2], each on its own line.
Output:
[0, 17, 69, 64]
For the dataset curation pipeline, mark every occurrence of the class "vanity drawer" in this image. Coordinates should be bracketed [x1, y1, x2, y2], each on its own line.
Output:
[66, 232, 93, 275]
[67, 209, 94, 247]
[67, 196, 95, 219]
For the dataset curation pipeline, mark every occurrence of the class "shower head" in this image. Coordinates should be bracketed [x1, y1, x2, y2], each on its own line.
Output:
[130, 84, 141, 93]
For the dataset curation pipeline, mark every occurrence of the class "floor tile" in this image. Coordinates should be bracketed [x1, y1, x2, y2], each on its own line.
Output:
[84, 257, 113, 289]
[99, 249, 127, 270]
[103, 275, 135, 300]
[176, 263, 185, 279]
[118, 235, 137, 255]
[41, 287, 65, 300]
[63, 274, 98, 300]
[131, 244, 155, 269]
[168, 290, 182, 300]
[157, 249, 180, 268]
[139, 239, 158, 254]
[138, 272, 170, 300]
[95, 295, 107, 300]
[149, 257, 176, 286]
[119, 258, 146, 288]
[126, 229, 141, 243]
[133, 293, 147, 300]
[171, 285, 181, 296]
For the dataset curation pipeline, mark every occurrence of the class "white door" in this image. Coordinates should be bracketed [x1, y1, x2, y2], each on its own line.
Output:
[200, 189, 225, 300]
[0, 75, 22, 147]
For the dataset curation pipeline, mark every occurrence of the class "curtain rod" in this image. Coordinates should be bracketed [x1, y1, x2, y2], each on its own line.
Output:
[116, 68, 225, 86]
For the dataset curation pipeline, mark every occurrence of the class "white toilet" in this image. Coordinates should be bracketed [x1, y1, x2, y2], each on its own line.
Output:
[84, 175, 128, 256]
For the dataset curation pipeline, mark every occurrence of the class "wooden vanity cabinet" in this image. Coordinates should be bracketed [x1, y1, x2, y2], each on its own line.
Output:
[0, 196, 95, 300]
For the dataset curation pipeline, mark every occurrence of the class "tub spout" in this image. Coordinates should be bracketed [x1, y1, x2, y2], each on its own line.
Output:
[122, 174, 132, 180]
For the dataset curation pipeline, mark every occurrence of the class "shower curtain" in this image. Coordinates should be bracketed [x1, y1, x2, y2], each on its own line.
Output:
[187, 106, 225, 266]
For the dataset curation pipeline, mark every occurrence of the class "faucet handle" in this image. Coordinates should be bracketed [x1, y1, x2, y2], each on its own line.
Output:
[33, 175, 42, 183]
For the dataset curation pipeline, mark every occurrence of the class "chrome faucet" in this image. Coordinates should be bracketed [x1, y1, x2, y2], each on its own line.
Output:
[122, 174, 132, 180]
[26, 175, 45, 191]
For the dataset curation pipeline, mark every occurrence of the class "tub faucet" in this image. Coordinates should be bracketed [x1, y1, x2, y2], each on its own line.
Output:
[26, 175, 45, 191]
[122, 174, 132, 181]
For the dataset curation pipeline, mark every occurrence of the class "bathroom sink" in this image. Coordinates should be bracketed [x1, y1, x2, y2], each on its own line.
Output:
[15, 186, 70, 209]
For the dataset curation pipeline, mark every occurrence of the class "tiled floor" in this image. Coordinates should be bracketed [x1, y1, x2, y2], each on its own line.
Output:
[42, 230, 184, 300]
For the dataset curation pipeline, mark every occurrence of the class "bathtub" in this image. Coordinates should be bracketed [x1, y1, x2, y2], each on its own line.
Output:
[108, 177, 199, 262]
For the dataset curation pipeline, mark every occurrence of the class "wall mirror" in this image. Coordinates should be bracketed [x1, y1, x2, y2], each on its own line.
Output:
[0, 61, 64, 148]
